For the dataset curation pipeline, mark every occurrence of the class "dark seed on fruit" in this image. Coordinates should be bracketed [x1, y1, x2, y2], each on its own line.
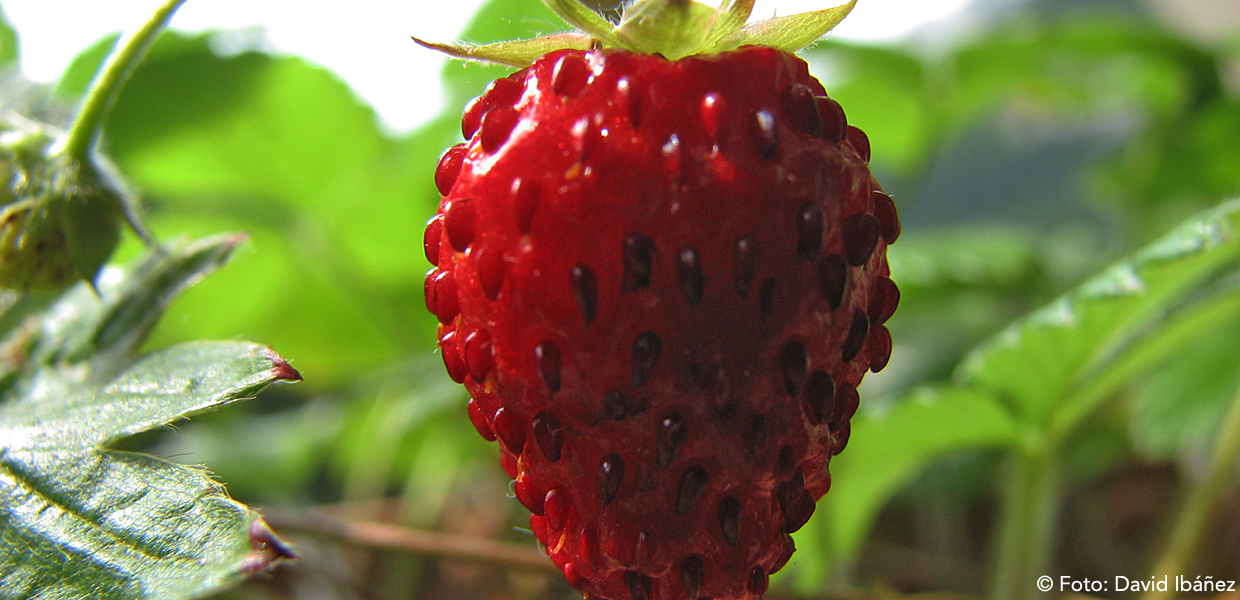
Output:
[464, 329, 494, 381]
[688, 361, 722, 394]
[500, 450, 517, 479]
[752, 109, 779, 159]
[616, 77, 642, 129]
[797, 203, 825, 263]
[545, 487, 570, 530]
[625, 570, 652, 600]
[423, 215, 442, 265]
[444, 200, 476, 252]
[779, 472, 816, 533]
[776, 444, 795, 475]
[493, 407, 526, 452]
[868, 275, 900, 325]
[662, 134, 682, 177]
[801, 370, 834, 425]
[511, 177, 540, 234]
[748, 567, 770, 595]
[634, 530, 656, 566]
[676, 466, 710, 515]
[780, 83, 821, 136]
[832, 421, 852, 455]
[632, 331, 662, 387]
[552, 53, 590, 97]
[733, 237, 759, 298]
[600, 454, 625, 506]
[570, 264, 598, 325]
[488, 76, 524, 107]
[535, 341, 562, 392]
[872, 190, 901, 243]
[479, 107, 520, 154]
[462, 96, 485, 139]
[869, 325, 893, 373]
[759, 277, 778, 321]
[432, 270, 460, 325]
[515, 474, 545, 515]
[817, 255, 848, 311]
[846, 125, 871, 161]
[772, 533, 795, 573]
[424, 269, 436, 313]
[779, 340, 809, 396]
[842, 310, 870, 362]
[701, 93, 724, 142]
[533, 410, 565, 462]
[434, 144, 467, 195]
[441, 330, 467, 383]
[604, 390, 628, 420]
[478, 245, 505, 300]
[831, 382, 860, 430]
[623, 233, 656, 291]
[681, 556, 705, 599]
[746, 415, 768, 459]
[467, 398, 496, 441]
[677, 246, 704, 306]
[718, 496, 741, 545]
[658, 414, 687, 467]
[816, 96, 847, 143]
[843, 213, 881, 266]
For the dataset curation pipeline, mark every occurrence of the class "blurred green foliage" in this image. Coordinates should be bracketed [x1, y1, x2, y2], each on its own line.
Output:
[5, 0, 1238, 597]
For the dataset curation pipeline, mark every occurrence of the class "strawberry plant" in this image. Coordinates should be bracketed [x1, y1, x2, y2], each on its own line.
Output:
[2, 0, 1239, 599]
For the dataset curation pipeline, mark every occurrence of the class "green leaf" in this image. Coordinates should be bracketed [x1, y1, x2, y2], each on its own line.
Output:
[26, 235, 244, 372]
[790, 386, 1017, 588]
[84, 32, 431, 384]
[958, 199, 1240, 429]
[0, 3, 18, 68]
[1, 449, 252, 600]
[2, 341, 293, 450]
[0, 236, 299, 599]
[1122, 288, 1240, 458]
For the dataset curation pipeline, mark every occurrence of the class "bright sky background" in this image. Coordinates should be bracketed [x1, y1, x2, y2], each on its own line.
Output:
[5, 0, 975, 133]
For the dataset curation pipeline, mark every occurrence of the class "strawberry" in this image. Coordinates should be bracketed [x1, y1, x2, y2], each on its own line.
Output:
[419, 1, 898, 598]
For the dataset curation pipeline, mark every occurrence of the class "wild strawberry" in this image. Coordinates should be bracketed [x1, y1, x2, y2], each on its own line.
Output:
[419, 1, 898, 598]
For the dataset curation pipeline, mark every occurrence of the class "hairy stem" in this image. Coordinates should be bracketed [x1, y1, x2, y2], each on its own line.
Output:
[991, 436, 1060, 600]
[1141, 378, 1240, 600]
[261, 508, 556, 572]
[57, 0, 188, 162]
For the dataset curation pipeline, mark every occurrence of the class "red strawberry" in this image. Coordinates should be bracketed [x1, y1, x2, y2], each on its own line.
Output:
[420, 1, 898, 598]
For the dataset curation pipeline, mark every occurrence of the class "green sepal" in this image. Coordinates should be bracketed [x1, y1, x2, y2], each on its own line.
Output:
[703, 0, 757, 49]
[715, 0, 857, 52]
[423, 0, 858, 66]
[542, 0, 624, 47]
[617, 0, 720, 60]
[413, 32, 594, 68]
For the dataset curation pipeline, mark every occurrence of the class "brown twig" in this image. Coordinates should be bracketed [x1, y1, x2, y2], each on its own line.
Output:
[261, 507, 558, 573]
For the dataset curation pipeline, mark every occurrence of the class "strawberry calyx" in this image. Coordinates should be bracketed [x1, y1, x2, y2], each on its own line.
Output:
[413, 0, 857, 65]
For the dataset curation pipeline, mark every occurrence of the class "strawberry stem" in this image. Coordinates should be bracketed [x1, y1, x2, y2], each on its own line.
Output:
[1140, 381, 1240, 600]
[56, 0, 188, 163]
[990, 438, 1059, 600]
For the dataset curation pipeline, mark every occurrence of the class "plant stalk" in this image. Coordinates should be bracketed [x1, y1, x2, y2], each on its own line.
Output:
[991, 435, 1060, 600]
[1141, 377, 1240, 600]
[56, 0, 188, 162]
